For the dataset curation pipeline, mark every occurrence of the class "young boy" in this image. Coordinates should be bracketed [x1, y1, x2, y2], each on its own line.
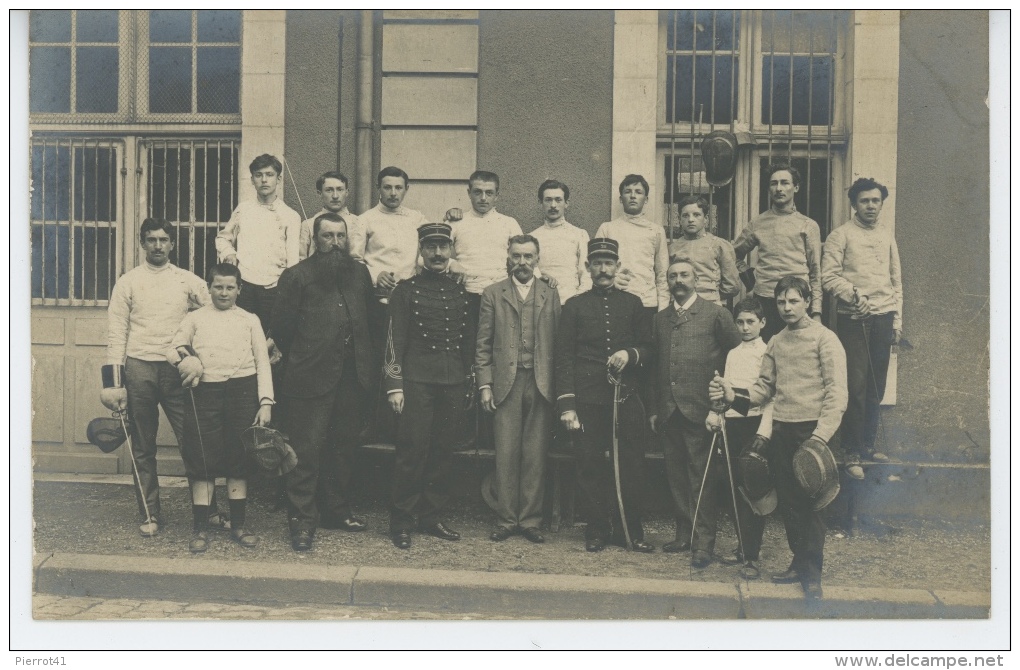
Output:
[215, 154, 302, 330]
[667, 196, 740, 305]
[705, 297, 773, 579]
[169, 264, 275, 553]
[710, 277, 847, 599]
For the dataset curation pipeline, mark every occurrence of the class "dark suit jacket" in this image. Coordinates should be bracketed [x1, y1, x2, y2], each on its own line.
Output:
[650, 296, 741, 424]
[474, 278, 561, 405]
[271, 253, 377, 398]
[554, 286, 651, 412]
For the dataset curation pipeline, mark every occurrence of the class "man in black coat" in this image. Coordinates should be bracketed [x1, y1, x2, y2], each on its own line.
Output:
[555, 238, 655, 553]
[384, 223, 474, 549]
[271, 212, 378, 551]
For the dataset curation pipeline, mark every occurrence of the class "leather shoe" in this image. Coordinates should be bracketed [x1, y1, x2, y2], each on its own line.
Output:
[691, 550, 712, 568]
[631, 540, 655, 553]
[490, 526, 515, 542]
[522, 527, 545, 544]
[189, 531, 210, 554]
[392, 530, 412, 549]
[803, 581, 823, 600]
[717, 549, 744, 566]
[585, 536, 605, 552]
[739, 560, 761, 580]
[420, 521, 460, 541]
[771, 566, 800, 584]
[662, 539, 691, 553]
[231, 528, 259, 549]
[321, 515, 368, 532]
[291, 529, 314, 552]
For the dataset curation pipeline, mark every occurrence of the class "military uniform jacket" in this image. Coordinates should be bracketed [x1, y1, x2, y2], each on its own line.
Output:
[271, 253, 378, 398]
[554, 286, 652, 412]
[384, 270, 473, 391]
[650, 296, 741, 425]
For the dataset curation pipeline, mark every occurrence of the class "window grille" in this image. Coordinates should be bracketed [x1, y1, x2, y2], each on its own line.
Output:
[659, 10, 849, 241]
[30, 137, 122, 305]
[140, 138, 241, 281]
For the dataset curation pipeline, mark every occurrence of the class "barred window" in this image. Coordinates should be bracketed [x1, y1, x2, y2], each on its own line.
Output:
[658, 10, 850, 241]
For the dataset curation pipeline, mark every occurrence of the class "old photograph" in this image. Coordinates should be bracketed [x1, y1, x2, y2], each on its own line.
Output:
[15, 8, 1003, 652]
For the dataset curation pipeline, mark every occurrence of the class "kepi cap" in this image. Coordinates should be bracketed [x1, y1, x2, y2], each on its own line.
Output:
[418, 222, 453, 244]
[587, 237, 619, 261]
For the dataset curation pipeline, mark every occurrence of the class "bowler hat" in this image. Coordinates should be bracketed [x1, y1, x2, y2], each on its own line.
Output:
[793, 438, 841, 510]
[86, 417, 127, 454]
[738, 450, 777, 516]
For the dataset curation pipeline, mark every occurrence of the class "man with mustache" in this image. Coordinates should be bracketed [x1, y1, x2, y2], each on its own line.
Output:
[384, 223, 474, 549]
[271, 213, 377, 551]
[475, 235, 561, 543]
[555, 238, 655, 553]
[648, 258, 741, 567]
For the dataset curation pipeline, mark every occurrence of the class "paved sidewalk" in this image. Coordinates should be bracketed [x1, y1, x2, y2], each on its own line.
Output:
[31, 478, 991, 620]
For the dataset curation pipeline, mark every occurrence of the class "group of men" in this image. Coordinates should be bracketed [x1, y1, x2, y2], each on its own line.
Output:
[103, 153, 902, 599]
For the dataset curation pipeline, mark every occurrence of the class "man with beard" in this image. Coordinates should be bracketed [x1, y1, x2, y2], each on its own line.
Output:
[384, 223, 473, 549]
[555, 238, 655, 553]
[648, 258, 741, 567]
[271, 213, 377, 551]
[475, 235, 561, 543]
[298, 171, 363, 262]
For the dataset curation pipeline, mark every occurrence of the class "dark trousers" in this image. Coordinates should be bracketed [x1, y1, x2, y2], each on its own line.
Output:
[661, 410, 721, 553]
[726, 415, 767, 560]
[770, 420, 826, 585]
[464, 292, 492, 449]
[755, 294, 785, 343]
[236, 280, 278, 334]
[368, 298, 397, 443]
[284, 358, 366, 532]
[390, 380, 466, 532]
[181, 375, 256, 480]
[836, 312, 894, 457]
[124, 358, 189, 521]
[492, 369, 550, 529]
[574, 398, 647, 543]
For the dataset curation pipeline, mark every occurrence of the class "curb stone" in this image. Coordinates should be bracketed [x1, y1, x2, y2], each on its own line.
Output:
[34, 552, 990, 619]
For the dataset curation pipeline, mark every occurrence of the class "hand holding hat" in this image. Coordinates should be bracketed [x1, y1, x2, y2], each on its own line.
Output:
[100, 387, 127, 412]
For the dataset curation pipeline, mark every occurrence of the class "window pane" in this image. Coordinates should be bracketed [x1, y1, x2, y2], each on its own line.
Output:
[75, 47, 119, 113]
[72, 146, 117, 222]
[147, 146, 192, 221]
[30, 10, 71, 43]
[195, 145, 239, 223]
[32, 144, 72, 221]
[198, 10, 241, 42]
[667, 10, 739, 52]
[73, 226, 116, 300]
[29, 47, 71, 113]
[665, 55, 737, 125]
[32, 225, 70, 299]
[149, 47, 193, 113]
[761, 55, 832, 126]
[762, 10, 838, 54]
[150, 10, 192, 43]
[76, 10, 119, 43]
[196, 47, 240, 114]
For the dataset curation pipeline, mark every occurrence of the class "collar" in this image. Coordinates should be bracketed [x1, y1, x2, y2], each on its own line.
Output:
[853, 214, 879, 230]
[143, 260, 172, 273]
[673, 293, 697, 313]
[592, 284, 616, 296]
[376, 203, 408, 216]
[769, 204, 798, 216]
[258, 196, 278, 212]
[512, 275, 535, 290]
[543, 217, 566, 228]
[622, 213, 653, 227]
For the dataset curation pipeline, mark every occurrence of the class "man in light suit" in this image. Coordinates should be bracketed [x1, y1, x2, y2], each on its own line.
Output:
[475, 235, 561, 543]
[649, 258, 741, 567]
